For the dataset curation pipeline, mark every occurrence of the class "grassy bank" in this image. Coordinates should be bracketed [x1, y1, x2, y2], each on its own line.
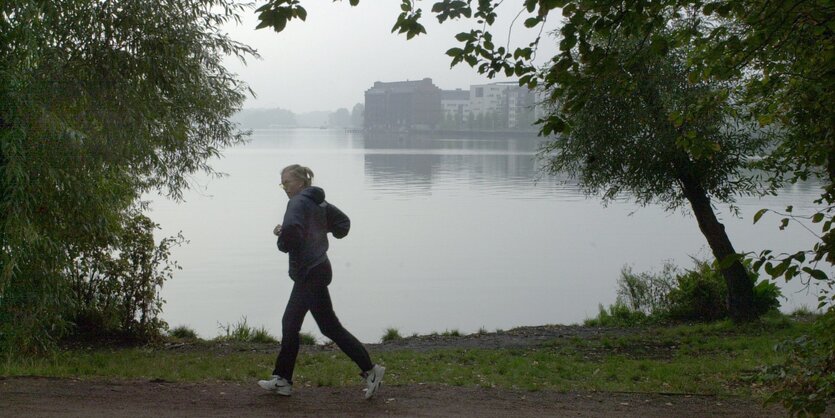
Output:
[1, 314, 811, 398]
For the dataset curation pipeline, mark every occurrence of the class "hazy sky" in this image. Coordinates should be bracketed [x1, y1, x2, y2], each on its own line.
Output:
[223, 2, 559, 113]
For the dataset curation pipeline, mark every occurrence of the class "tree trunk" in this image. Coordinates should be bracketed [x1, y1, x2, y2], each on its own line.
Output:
[679, 173, 757, 322]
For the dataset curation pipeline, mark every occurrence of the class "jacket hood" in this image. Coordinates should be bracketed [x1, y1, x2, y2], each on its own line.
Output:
[299, 186, 325, 204]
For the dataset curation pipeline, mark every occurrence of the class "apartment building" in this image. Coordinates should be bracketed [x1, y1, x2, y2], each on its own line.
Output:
[364, 78, 442, 130]
[469, 82, 536, 130]
[363, 79, 537, 132]
[441, 89, 470, 129]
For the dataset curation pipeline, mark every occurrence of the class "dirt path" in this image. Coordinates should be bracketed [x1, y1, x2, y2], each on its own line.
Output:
[1, 376, 788, 417]
[5, 325, 821, 417]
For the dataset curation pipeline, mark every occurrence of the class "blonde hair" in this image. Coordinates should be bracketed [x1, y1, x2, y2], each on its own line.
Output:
[281, 164, 314, 188]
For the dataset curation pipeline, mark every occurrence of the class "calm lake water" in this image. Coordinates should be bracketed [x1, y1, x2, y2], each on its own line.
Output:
[150, 129, 829, 343]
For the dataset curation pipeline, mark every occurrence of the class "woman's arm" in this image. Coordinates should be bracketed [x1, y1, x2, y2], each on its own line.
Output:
[326, 203, 350, 239]
[277, 200, 305, 253]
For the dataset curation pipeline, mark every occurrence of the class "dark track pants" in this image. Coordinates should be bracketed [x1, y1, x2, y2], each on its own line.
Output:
[273, 259, 373, 382]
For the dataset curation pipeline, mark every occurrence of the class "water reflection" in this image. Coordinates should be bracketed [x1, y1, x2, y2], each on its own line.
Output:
[360, 132, 586, 199]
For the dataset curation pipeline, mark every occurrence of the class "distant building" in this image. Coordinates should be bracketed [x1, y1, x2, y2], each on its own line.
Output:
[469, 82, 536, 130]
[441, 89, 470, 129]
[364, 78, 442, 130]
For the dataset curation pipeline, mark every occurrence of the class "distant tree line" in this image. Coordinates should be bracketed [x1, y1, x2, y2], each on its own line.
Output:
[232, 108, 297, 128]
[234, 104, 364, 129]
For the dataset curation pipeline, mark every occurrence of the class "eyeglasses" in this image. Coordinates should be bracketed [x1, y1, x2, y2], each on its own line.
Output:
[280, 180, 295, 190]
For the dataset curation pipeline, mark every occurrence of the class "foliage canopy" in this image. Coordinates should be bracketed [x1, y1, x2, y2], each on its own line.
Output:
[1, 0, 254, 353]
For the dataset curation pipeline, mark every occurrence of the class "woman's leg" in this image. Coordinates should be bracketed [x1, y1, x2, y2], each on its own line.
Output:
[307, 261, 374, 372]
[273, 281, 312, 382]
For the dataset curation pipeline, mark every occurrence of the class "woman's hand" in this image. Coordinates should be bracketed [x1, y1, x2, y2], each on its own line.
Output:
[273, 224, 282, 236]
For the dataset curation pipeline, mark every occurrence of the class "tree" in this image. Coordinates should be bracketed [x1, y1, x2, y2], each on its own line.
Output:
[351, 103, 364, 128]
[1, 0, 254, 353]
[539, 31, 767, 320]
[329, 107, 351, 128]
[233, 108, 297, 129]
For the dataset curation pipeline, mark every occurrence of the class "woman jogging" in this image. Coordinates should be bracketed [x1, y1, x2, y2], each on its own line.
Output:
[258, 164, 385, 399]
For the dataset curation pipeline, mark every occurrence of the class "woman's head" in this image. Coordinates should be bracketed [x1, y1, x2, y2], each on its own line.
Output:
[280, 164, 314, 198]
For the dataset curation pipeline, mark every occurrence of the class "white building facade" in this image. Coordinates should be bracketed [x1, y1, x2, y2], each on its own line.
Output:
[441, 89, 470, 129]
[468, 82, 537, 130]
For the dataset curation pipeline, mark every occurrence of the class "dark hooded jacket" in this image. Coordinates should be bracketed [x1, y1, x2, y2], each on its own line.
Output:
[277, 186, 350, 281]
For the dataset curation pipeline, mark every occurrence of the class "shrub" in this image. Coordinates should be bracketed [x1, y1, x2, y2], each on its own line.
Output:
[381, 328, 403, 343]
[63, 210, 185, 344]
[617, 262, 677, 315]
[589, 258, 783, 326]
[299, 332, 316, 346]
[752, 279, 782, 315]
[667, 259, 782, 321]
[169, 326, 199, 340]
[764, 310, 835, 416]
[251, 327, 279, 344]
[667, 260, 728, 321]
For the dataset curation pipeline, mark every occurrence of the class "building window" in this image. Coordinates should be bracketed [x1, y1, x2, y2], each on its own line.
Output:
[475, 87, 483, 98]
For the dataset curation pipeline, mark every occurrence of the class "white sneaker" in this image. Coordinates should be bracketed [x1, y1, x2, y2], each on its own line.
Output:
[362, 364, 385, 400]
[258, 375, 292, 396]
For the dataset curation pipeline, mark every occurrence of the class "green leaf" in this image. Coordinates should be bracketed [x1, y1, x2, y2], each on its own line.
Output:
[771, 261, 789, 278]
[524, 17, 540, 28]
[753, 208, 768, 224]
[717, 253, 742, 269]
[525, 0, 537, 13]
[702, 3, 715, 15]
[757, 114, 773, 126]
[255, 19, 272, 30]
[811, 213, 824, 223]
[446, 47, 464, 57]
[687, 71, 700, 84]
[455, 32, 471, 42]
[802, 268, 829, 282]
[764, 262, 775, 276]
[560, 34, 577, 51]
[669, 111, 684, 128]
[650, 36, 669, 55]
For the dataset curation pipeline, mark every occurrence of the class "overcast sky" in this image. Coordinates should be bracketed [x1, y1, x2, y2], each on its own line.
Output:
[223, 2, 559, 113]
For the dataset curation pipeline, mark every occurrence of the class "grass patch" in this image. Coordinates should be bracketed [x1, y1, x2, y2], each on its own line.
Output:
[441, 329, 462, 337]
[214, 317, 278, 344]
[2, 317, 812, 398]
[584, 303, 650, 327]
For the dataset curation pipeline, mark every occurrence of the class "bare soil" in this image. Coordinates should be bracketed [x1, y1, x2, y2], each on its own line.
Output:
[0, 325, 807, 417]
